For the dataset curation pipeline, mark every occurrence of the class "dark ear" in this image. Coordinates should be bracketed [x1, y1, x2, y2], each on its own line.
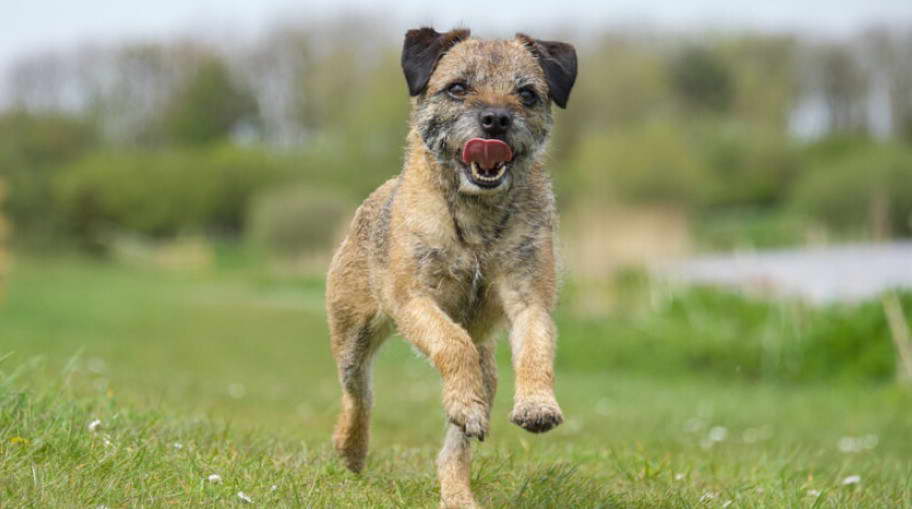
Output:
[401, 27, 471, 96]
[516, 34, 578, 108]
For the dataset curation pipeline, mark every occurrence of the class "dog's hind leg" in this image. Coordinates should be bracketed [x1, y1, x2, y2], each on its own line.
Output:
[477, 339, 498, 417]
[329, 309, 388, 473]
[437, 338, 496, 509]
[437, 423, 480, 509]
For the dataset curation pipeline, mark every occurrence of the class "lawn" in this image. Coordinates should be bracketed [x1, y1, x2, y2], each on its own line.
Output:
[1, 257, 911, 507]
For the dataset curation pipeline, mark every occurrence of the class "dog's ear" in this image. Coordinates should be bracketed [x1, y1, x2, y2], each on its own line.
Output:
[516, 34, 578, 108]
[402, 27, 471, 96]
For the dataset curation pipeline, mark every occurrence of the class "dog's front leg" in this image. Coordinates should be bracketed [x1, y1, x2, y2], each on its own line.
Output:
[500, 288, 563, 433]
[394, 296, 489, 440]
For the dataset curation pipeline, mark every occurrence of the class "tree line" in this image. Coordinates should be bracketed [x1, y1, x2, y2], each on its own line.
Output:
[1, 19, 911, 256]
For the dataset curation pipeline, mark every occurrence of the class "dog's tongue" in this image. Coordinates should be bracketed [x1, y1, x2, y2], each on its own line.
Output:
[461, 138, 513, 170]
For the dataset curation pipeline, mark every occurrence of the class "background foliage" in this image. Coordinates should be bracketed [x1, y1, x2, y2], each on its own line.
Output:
[1, 22, 911, 256]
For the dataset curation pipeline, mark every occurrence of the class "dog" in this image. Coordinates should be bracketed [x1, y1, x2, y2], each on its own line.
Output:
[326, 27, 577, 508]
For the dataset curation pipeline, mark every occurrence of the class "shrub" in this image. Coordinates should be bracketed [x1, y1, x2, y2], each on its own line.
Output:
[0, 111, 99, 242]
[53, 144, 296, 244]
[567, 122, 714, 209]
[246, 184, 353, 258]
[0, 178, 8, 296]
[790, 143, 912, 237]
[697, 123, 800, 209]
[558, 278, 912, 383]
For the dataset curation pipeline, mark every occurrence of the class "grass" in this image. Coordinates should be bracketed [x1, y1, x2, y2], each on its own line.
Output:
[2, 256, 912, 507]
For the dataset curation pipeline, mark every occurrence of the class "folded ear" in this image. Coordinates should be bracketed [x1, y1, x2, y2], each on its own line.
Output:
[516, 34, 578, 108]
[401, 27, 471, 96]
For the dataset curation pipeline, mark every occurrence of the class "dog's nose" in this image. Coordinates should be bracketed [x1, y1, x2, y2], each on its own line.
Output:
[478, 108, 513, 136]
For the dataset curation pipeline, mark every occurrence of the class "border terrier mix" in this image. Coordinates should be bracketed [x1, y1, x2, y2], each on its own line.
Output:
[326, 27, 577, 508]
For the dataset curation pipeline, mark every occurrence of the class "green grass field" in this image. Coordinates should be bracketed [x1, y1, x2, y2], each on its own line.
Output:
[2, 257, 911, 507]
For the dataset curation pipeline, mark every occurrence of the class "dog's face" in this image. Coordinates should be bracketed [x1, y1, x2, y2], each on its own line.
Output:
[402, 28, 577, 195]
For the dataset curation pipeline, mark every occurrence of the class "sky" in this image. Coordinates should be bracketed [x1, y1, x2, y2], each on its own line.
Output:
[4, 0, 912, 77]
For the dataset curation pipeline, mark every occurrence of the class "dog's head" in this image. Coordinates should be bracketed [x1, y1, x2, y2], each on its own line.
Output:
[402, 28, 577, 195]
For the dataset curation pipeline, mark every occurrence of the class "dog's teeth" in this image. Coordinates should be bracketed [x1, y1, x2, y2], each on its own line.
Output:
[470, 162, 506, 183]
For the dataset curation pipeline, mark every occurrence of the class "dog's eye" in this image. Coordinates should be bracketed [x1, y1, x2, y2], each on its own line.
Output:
[447, 82, 468, 99]
[518, 87, 539, 107]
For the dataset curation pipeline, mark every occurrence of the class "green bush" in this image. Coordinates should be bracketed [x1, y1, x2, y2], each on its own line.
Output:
[790, 143, 912, 237]
[694, 208, 810, 250]
[567, 121, 714, 208]
[697, 123, 800, 208]
[0, 111, 99, 242]
[159, 55, 259, 146]
[558, 280, 911, 383]
[565, 121, 800, 214]
[246, 184, 353, 258]
[53, 144, 296, 243]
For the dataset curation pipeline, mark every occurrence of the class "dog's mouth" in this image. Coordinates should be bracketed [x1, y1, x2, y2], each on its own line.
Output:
[460, 138, 513, 189]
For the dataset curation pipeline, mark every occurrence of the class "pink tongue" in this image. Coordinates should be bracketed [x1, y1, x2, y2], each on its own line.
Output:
[461, 138, 513, 170]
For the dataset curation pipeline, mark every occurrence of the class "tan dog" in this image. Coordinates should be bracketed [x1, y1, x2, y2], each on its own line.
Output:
[326, 27, 577, 508]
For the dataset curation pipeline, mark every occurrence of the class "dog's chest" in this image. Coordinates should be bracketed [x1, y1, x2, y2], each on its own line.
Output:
[412, 241, 499, 322]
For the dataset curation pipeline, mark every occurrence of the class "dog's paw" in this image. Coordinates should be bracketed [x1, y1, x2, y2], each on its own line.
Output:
[461, 412, 487, 442]
[332, 430, 367, 473]
[440, 496, 482, 509]
[446, 398, 489, 441]
[510, 397, 563, 433]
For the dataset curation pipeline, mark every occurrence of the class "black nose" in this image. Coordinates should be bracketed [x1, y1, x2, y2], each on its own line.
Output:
[478, 108, 513, 136]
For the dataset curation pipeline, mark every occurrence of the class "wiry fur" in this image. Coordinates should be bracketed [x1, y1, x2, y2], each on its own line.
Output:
[326, 28, 577, 508]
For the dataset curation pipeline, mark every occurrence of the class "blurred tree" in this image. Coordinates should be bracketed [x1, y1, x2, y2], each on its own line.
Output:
[293, 25, 385, 136]
[0, 176, 7, 298]
[569, 121, 713, 210]
[245, 26, 315, 145]
[697, 122, 800, 208]
[54, 144, 296, 242]
[247, 183, 353, 259]
[160, 54, 259, 145]
[552, 33, 669, 169]
[719, 35, 798, 130]
[0, 111, 99, 245]
[101, 43, 175, 145]
[5, 51, 70, 111]
[862, 27, 912, 142]
[791, 142, 912, 237]
[669, 46, 733, 114]
[818, 44, 869, 134]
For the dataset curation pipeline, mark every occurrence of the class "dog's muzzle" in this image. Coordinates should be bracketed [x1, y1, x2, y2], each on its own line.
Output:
[461, 138, 513, 189]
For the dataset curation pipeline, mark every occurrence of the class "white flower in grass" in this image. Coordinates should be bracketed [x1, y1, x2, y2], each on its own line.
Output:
[87, 357, 107, 374]
[842, 475, 861, 486]
[270, 484, 278, 491]
[88, 419, 102, 432]
[237, 491, 253, 503]
[708, 426, 728, 442]
[839, 434, 879, 453]
[102, 435, 113, 447]
[173, 442, 183, 450]
[684, 418, 706, 433]
[674, 473, 685, 481]
[742, 425, 773, 444]
[207, 474, 222, 483]
[807, 489, 821, 497]
[838, 436, 861, 453]
[228, 383, 247, 399]
[699, 491, 718, 502]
